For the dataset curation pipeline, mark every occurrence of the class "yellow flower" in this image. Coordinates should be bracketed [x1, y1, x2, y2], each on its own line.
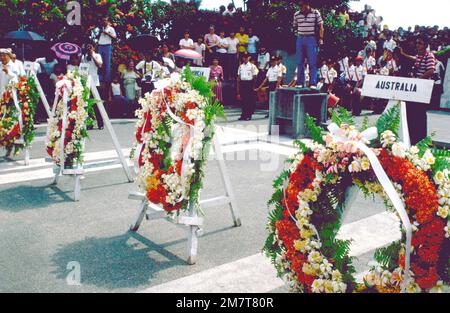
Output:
[303, 263, 317, 276]
[361, 157, 371, 171]
[300, 227, 314, 239]
[146, 175, 160, 190]
[437, 206, 449, 219]
[434, 171, 445, 185]
[294, 239, 309, 252]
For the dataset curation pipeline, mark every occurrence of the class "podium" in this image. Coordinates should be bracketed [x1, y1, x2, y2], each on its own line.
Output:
[268, 87, 328, 138]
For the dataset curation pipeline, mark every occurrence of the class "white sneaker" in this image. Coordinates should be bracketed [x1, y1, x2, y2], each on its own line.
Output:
[309, 85, 317, 90]
[295, 85, 304, 88]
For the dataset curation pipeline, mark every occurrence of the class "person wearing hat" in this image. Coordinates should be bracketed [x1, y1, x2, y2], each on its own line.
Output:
[293, 0, 324, 88]
[237, 53, 258, 121]
[0, 48, 18, 96]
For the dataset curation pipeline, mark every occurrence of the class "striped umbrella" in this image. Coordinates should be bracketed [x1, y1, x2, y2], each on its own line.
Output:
[174, 49, 202, 60]
[51, 42, 82, 60]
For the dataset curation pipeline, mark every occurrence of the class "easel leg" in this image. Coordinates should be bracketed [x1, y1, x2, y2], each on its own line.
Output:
[187, 224, 199, 265]
[90, 83, 134, 182]
[213, 132, 242, 227]
[52, 167, 60, 185]
[130, 200, 148, 232]
[24, 148, 30, 166]
[74, 175, 81, 202]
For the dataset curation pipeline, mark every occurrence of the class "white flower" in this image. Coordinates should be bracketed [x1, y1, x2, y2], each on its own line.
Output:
[320, 259, 333, 276]
[392, 142, 407, 158]
[348, 160, 361, 173]
[445, 222, 450, 238]
[360, 157, 371, 171]
[308, 251, 323, 264]
[437, 206, 449, 219]
[311, 279, 324, 293]
[381, 130, 396, 147]
[422, 149, 435, 166]
[434, 171, 446, 185]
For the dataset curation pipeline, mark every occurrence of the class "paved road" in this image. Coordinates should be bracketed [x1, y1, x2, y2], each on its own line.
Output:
[0, 108, 448, 293]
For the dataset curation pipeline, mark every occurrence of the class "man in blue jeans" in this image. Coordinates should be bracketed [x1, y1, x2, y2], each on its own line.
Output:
[293, 0, 324, 88]
[98, 17, 116, 83]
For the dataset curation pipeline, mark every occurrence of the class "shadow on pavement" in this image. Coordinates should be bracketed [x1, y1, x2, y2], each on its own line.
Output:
[0, 185, 72, 212]
[50, 232, 186, 290]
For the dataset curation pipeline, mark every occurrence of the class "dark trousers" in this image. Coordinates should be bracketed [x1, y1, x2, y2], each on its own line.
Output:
[405, 85, 440, 145]
[227, 54, 238, 80]
[240, 80, 256, 119]
[141, 82, 154, 96]
[406, 101, 427, 145]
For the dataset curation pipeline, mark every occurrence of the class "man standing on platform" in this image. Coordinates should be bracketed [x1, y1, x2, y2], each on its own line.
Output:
[399, 34, 437, 144]
[98, 17, 116, 84]
[237, 53, 258, 121]
[293, 0, 324, 88]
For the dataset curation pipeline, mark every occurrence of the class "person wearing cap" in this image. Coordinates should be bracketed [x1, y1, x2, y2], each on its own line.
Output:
[237, 53, 258, 121]
[293, 0, 324, 88]
[0, 48, 18, 96]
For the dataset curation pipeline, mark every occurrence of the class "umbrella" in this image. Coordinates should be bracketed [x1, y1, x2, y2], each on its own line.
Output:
[4, 30, 46, 61]
[126, 35, 160, 52]
[174, 49, 202, 60]
[51, 42, 82, 61]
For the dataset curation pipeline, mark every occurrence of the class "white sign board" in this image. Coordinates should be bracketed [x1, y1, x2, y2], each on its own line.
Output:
[361, 75, 434, 104]
[189, 67, 211, 80]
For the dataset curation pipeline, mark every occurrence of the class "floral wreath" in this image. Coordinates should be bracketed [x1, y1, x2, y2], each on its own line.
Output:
[0, 76, 39, 154]
[264, 108, 450, 293]
[46, 71, 94, 168]
[132, 68, 223, 213]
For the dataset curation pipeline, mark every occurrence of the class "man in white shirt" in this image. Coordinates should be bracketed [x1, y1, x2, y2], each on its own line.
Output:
[136, 51, 162, 95]
[350, 56, 367, 116]
[383, 32, 397, 52]
[98, 17, 116, 83]
[226, 32, 239, 80]
[257, 47, 270, 72]
[11, 54, 26, 77]
[81, 44, 103, 87]
[256, 56, 282, 118]
[81, 44, 104, 129]
[237, 53, 258, 121]
[179, 31, 194, 50]
[0, 48, 18, 96]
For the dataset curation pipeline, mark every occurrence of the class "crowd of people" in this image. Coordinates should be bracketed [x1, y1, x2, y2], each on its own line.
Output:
[1, 2, 449, 129]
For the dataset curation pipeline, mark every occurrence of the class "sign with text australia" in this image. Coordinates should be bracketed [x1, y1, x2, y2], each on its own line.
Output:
[361, 74, 434, 104]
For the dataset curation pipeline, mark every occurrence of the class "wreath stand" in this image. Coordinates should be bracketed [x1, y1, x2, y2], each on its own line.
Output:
[50, 75, 134, 201]
[128, 127, 241, 265]
[6, 70, 52, 165]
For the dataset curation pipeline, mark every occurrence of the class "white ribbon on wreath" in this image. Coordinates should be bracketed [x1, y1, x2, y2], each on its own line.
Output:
[327, 123, 412, 292]
[11, 88, 23, 139]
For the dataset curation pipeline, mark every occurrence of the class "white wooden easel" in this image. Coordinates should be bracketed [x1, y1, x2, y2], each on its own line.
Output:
[50, 74, 134, 201]
[129, 128, 241, 264]
[6, 66, 52, 165]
